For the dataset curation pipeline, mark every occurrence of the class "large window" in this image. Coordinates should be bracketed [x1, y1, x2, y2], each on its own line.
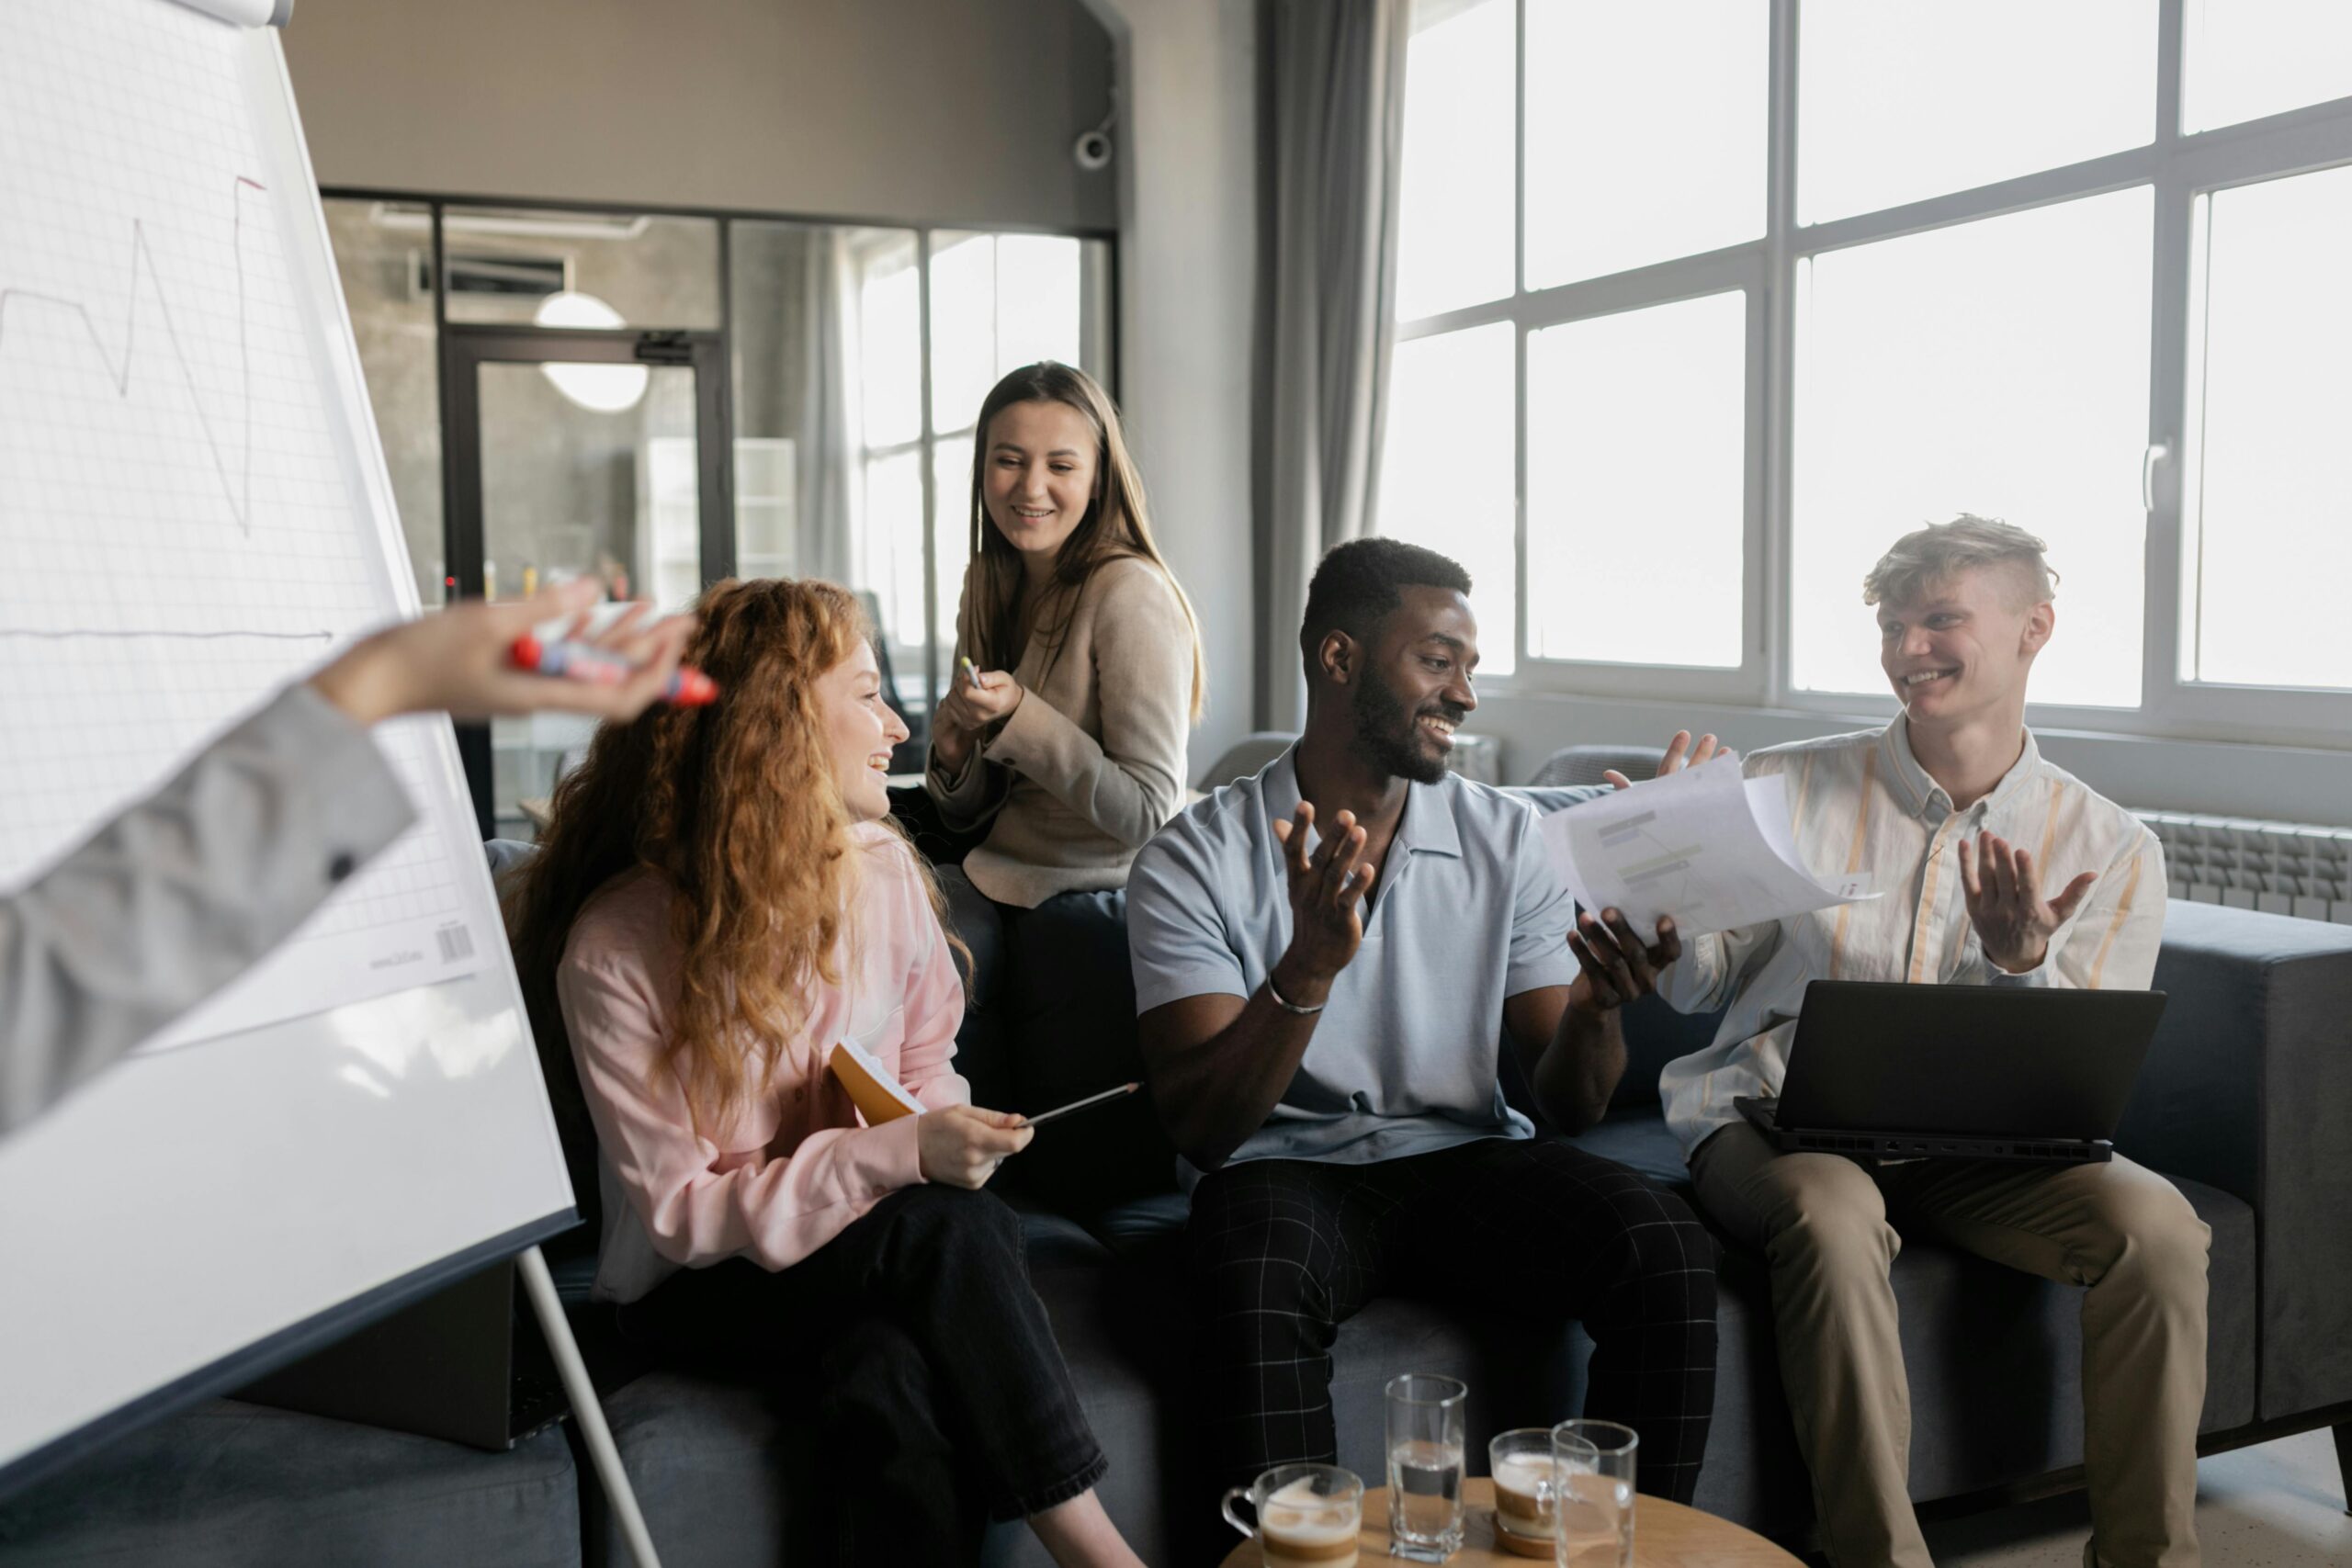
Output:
[1792, 191, 2153, 708]
[838, 230, 1112, 701]
[1381, 0, 2352, 743]
[923, 231, 1104, 655]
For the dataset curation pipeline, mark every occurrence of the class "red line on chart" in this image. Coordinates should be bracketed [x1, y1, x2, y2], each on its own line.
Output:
[0, 175, 268, 534]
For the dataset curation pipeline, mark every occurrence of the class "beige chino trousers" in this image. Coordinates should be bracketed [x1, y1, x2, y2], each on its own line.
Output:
[1691, 1122, 2210, 1568]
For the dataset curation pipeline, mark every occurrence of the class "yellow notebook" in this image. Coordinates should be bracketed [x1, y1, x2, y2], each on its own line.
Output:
[826, 1041, 927, 1125]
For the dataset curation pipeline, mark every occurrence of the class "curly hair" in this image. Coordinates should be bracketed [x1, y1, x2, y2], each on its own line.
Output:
[505, 578, 959, 1165]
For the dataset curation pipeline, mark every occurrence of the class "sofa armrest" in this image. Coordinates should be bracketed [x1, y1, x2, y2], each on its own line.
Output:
[2129, 898, 2352, 1420]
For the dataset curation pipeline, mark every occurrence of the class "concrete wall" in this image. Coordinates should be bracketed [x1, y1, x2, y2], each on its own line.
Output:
[285, 0, 1117, 232]
[1085, 0, 1261, 775]
[322, 198, 442, 602]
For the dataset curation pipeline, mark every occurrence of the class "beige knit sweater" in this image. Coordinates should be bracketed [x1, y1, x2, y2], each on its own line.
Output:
[923, 556, 1194, 908]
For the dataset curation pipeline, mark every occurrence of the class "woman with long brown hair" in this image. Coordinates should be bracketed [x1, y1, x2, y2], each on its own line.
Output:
[506, 578, 1143, 1568]
[921, 361, 1204, 906]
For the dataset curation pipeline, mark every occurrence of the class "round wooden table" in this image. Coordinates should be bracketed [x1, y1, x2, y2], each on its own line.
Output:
[1217, 1477, 1802, 1567]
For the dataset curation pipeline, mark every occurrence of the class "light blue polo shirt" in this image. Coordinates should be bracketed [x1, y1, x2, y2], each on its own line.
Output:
[1126, 746, 1578, 1170]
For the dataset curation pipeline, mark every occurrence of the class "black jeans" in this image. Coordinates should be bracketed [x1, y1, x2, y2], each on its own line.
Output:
[616, 1185, 1108, 1566]
[1186, 1137, 1719, 1505]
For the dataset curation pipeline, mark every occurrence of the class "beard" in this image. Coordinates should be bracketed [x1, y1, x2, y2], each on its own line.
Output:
[1351, 671, 1453, 785]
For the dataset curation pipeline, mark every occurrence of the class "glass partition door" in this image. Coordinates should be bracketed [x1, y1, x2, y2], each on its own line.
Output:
[443, 330, 729, 837]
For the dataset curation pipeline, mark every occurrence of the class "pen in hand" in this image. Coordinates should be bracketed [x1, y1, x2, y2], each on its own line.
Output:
[1020, 1082, 1140, 1129]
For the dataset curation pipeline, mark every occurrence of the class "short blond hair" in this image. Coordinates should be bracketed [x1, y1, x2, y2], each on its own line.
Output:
[1862, 514, 2058, 610]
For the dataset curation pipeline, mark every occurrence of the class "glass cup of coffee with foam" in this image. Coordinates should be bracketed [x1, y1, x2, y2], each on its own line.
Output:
[1491, 1427, 1588, 1557]
[1220, 1462, 1363, 1568]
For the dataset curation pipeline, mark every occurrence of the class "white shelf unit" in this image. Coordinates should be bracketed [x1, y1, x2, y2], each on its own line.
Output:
[639, 435, 797, 604]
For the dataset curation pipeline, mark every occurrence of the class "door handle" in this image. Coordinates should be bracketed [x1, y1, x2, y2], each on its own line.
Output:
[2142, 442, 2170, 512]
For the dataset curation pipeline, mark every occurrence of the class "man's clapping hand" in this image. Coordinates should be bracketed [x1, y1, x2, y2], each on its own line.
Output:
[1960, 833, 2095, 974]
[1268, 802, 1374, 1007]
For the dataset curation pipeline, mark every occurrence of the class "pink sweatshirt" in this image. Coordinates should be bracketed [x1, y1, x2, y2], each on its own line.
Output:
[556, 824, 971, 1303]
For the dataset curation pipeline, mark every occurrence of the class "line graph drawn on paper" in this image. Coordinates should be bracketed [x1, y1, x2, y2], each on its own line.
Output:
[0, 175, 267, 533]
[0, 0, 494, 1051]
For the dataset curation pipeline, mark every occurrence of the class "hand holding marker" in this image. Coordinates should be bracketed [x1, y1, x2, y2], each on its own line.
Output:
[309, 580, 698, 726]
[511, 630, 718, 706]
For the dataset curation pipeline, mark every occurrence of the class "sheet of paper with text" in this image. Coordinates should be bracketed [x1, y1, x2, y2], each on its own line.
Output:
[1538, 755, 1878, 943]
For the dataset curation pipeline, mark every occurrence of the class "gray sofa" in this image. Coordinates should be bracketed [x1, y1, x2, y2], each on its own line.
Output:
[6, 791, 2350, 1566]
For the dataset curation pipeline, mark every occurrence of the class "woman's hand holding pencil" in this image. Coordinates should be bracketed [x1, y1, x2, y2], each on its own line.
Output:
[929, 655, 1026, 771]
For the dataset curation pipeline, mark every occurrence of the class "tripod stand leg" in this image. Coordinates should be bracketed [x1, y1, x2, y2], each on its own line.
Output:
[516, 1245, 663, 1568]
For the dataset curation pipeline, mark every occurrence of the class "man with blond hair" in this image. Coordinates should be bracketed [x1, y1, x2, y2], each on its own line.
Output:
[1649, 516, 2205, 1568]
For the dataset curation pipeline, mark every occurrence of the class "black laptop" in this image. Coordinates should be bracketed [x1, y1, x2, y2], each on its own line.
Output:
[1734, 980, 2166, 1165]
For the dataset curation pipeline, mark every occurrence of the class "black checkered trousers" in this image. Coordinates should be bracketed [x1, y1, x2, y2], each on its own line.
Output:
[1185, 1134, 1718, 1504]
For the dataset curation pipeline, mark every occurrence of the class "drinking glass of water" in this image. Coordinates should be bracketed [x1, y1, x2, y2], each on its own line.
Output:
[1551, 1419, 1636, 1568]
[1385, 1373, 1466, 1562]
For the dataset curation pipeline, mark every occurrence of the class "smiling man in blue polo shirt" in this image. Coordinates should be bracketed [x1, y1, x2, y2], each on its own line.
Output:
[1127, 538, 1719, 1506]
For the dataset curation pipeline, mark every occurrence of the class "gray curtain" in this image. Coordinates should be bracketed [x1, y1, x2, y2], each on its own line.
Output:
[795, 231, 857, 587]
[1254, 0, 1410, 729]
[724, 222, 856, 588]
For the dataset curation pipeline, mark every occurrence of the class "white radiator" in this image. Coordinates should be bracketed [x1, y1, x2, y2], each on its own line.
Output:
[2137, 811, 2352, 925]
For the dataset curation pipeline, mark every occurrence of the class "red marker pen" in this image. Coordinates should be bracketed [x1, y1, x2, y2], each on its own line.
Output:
[509, 635, 718, 705]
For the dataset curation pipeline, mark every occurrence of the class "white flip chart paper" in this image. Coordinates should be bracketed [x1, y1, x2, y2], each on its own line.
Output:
[1538, 754, 1877, 943]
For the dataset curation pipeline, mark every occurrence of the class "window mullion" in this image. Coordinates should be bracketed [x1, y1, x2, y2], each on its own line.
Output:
[1762, 0, 1800, 708]
[916, 230, 940, 705]
[1512, 0, 1528, 305]
[2139, 0, 2189, 728]
[1513, 0, 1530, 672]
[2156, 0, 2185, 150]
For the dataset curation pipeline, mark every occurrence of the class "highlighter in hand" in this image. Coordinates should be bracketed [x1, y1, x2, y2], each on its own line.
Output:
[510, 634, 718, 706]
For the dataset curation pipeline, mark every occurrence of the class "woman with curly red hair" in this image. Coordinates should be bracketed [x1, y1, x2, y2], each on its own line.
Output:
[506, 578, 1142, 1567]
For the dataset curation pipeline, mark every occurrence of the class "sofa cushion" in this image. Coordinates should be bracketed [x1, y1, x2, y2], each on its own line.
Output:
[1613, 994, 1729, 1109]
[1088, 1191, 1191, 1259]
[1006, 1193, 1115, 1269]
[0, 1399, 580, 1568]
[2132, 899, 2352, 1420]
[592, 1371, 797, 1568]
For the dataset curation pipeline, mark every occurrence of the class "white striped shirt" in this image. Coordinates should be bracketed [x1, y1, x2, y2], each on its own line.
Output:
[1657, 720, 2167, 1162]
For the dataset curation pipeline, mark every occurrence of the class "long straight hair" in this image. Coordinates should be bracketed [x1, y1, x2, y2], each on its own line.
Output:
[959, 361, 1206, 720]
